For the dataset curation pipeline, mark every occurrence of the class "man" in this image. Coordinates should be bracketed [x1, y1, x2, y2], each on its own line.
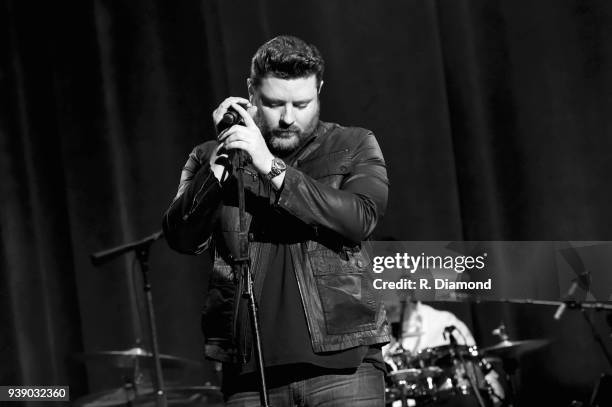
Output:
[163, 36, 390, 406]
[385, 301, 476, 356]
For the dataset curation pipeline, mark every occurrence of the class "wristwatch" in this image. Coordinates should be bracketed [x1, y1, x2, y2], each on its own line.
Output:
[265, 157, 287, 180]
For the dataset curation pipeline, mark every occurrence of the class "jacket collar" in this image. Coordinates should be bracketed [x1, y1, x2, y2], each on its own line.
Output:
[287, 121, 334, 165]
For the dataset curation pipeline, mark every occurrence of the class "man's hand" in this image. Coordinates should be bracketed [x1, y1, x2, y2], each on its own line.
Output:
[212, 96, 251, 129]
[210, 97, 258, 183]
[218, 102, 275, 176]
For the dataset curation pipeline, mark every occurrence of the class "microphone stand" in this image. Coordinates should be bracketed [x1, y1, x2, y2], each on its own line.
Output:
[217, 109, 270, 406]
[91, 230, 167, 407]
[233, 150, 271, 407]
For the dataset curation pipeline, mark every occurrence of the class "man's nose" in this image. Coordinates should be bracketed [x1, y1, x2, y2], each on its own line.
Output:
[280, 104, 295, 126]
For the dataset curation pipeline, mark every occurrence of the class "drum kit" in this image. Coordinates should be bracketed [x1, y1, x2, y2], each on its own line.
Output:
[384, 323, 550, 407]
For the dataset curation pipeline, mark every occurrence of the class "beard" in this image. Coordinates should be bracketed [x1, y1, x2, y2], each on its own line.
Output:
[256, 105, 320, 157]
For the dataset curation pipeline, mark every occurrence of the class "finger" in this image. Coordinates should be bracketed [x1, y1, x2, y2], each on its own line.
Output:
[223, 140, 250, 151]
[216, 128, 231, 141]
[213, 143, 230, 157]
[222, 132, 251, 146]
[217, 124, 246, 142]
[230, 102, 257, 128]
[220, 98, 251, 116]
[213, 143, 225, 154]
[221, 96, 250, 108]
[214, 97, 252, 123]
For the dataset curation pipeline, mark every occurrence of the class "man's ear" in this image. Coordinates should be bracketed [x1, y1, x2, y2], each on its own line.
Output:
[318, 80, 324, 94]
[247, 78, 254, 101]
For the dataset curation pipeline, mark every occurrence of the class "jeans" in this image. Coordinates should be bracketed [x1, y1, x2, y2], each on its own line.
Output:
[225, 362, 385, 407]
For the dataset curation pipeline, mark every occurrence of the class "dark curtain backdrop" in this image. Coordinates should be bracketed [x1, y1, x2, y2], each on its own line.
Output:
[1, 1, 611, 406]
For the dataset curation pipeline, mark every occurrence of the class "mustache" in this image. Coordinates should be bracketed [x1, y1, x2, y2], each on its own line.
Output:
[271, 126, 301, 136]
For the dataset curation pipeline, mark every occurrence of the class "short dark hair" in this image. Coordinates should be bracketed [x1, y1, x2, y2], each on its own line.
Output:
[250, 35, 324, 87]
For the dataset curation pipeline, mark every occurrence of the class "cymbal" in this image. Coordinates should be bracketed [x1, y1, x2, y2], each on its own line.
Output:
[76, 347, 202, 369]
[73, 385, 222, 407]
[482, 339, 550, 357]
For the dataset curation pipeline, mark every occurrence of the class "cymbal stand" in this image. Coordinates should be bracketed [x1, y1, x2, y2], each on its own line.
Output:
[500, 299, 612, 368]
[91, 230, 167, 407]
[490, 322, 517, 406]
[578, 304, 612, 369]
[499, 299, 612, 406]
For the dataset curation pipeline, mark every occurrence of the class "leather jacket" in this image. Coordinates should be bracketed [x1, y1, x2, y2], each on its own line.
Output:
[163, 121, 390, 363]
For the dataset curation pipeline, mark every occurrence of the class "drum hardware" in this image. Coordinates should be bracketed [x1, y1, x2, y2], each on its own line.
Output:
[385, 342, 495, 406]
[385, 297, 612, 406]
[90, 231, 167, 407]
[445, 326, 488, 407]
[484, 320, 552, 407]
[499, 298, 612, 406]
[84, 231, 225, 406]
[385, 324, 526, 406]
[384, 342, 442, 406]
[491, 322, 508, 341]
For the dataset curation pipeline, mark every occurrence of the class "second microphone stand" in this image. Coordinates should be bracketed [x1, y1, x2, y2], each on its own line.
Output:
[91, 231, 167, 407]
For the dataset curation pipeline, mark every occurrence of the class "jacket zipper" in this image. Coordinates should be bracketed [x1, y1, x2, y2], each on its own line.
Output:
[291, 244, 315, 342]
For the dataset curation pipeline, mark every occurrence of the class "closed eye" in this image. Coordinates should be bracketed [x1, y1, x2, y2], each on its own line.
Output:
[263, 101, 283, 108]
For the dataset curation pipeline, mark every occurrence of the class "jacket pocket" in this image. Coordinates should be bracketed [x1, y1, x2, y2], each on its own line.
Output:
[201, 280, 236, 342]
[309, 248, 378, 334]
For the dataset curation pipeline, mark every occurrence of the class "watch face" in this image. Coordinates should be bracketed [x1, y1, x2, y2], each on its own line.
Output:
[274, 158, 287, 170]
[267, 157, 287, 179]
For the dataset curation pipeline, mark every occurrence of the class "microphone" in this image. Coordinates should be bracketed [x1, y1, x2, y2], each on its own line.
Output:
[217, 108, 243, 134]
[216, 106, 250, 168]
